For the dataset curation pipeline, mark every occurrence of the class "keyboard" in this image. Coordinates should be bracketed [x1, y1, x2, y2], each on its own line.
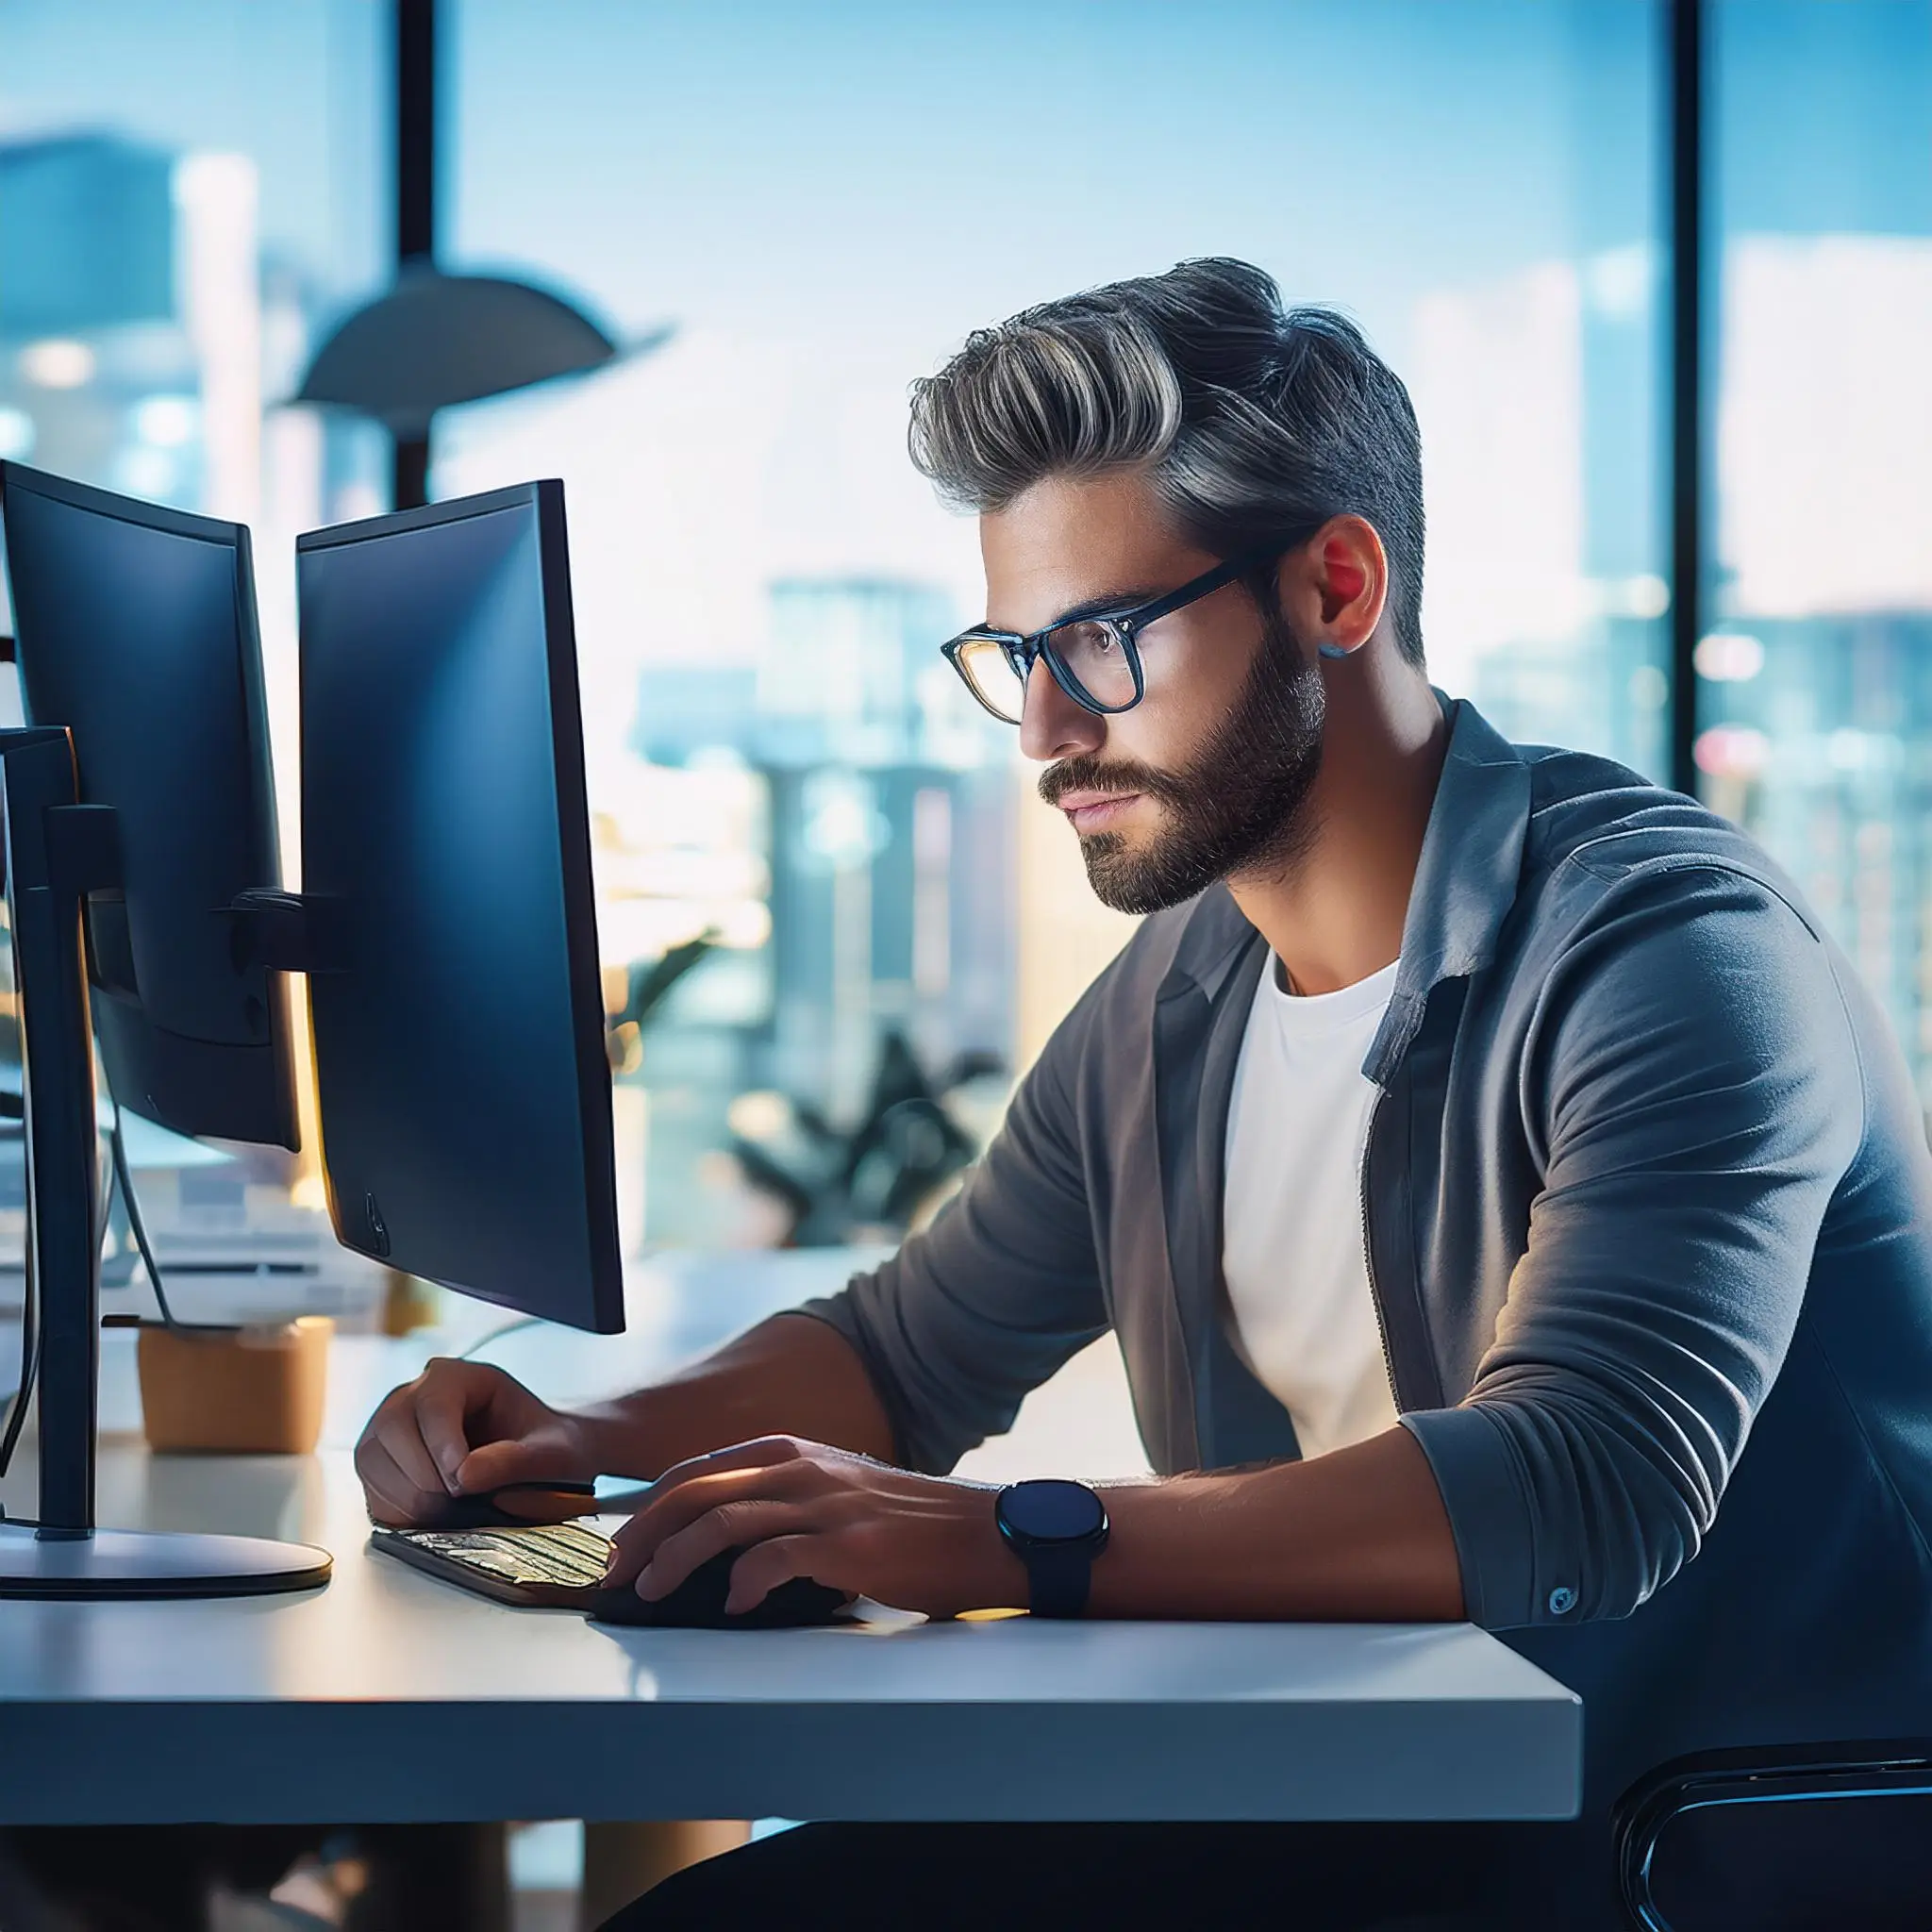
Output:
[371, 1521, 616, 1607]
[372, 1518, 852, 1628]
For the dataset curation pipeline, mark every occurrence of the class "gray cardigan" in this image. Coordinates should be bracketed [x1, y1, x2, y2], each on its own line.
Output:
[807, 695, 1932, 1888]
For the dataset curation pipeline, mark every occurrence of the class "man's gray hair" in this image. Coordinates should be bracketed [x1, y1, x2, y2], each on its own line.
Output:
[908, 258, 1426, 668]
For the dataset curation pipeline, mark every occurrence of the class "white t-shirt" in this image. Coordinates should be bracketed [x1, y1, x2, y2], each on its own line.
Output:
[1221, 955, 1402, 1461]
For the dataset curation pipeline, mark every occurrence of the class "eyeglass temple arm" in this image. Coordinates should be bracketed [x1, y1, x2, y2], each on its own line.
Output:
[1117, 548, 1284, 634]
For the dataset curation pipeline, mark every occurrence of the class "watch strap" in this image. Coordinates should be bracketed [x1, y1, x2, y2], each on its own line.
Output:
[1024, 1539, 1094, 1619]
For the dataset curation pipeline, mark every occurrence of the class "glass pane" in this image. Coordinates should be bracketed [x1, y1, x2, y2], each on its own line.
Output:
[0, 0, 390, 511]
[1706, 0, 1932, 1118]
[0, 0, 390, 841]
[0, 0, 390, 1225]
[445, 0, 1668, 1242]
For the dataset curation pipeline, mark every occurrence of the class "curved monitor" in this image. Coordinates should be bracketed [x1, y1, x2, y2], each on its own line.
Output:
[0, 462, 299, 1149]
[296, 480, 623, 1333]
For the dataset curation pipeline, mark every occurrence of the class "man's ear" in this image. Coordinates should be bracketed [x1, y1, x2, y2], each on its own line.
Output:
[1280, 515, 1389, 659]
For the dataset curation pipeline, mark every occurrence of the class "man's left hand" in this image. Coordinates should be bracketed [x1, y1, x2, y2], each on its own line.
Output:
[600, 1436, 1031, 1618]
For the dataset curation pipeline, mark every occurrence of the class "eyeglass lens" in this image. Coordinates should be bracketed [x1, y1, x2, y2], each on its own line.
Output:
[1046, 618, 1137, 710]
[955, 620, 1136, 723]
[954, 636, 1027, 722]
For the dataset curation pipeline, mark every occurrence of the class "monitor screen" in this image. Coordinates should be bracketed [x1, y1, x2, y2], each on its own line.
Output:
[296, 480, 623, 1334]
[0, 462, 298, 1149]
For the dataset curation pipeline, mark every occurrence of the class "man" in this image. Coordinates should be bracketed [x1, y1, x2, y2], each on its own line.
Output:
[358, 258, 1932, 1928]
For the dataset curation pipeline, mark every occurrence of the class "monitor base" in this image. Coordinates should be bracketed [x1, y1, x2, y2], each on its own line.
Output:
[0, 1522, 331, 1599]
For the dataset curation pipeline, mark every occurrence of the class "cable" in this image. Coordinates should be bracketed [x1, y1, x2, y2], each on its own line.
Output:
[108, 1093, 182, 1330]
[0, 1090, 31, 1476]
[0, 1179, 37, 1482]
[456, 1313, 548, 1361]
[0, 1099, 112, 1480]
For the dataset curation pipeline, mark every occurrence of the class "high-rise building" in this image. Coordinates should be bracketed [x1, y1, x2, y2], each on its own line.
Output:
[0, 135, 175, 338]
[1694, 236, 1932, 1112]
[621, 575, 1015, 1241]
[0, 134, 277, 524]
[1408, 249, 1670, 779]
[1419, 233, 1932, 1112]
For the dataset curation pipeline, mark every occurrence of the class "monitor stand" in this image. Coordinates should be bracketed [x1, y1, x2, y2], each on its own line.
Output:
[0, 727, 331, 1599]
[0, 1525, 331, 1598]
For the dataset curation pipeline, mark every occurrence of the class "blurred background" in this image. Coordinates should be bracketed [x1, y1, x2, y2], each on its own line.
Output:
[1, 0, 1929, 1262]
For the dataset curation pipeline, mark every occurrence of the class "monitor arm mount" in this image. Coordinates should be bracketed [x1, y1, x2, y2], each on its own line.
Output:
[0, 727, 331, 1597]
[227, 887, 345, 976]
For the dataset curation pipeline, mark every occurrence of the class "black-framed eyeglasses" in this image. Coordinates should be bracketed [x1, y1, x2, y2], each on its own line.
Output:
[941, 545, 1282, 725]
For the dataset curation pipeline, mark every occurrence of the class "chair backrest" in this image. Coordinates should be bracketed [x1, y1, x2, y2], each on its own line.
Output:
[1616, 1744, 1932, 1930]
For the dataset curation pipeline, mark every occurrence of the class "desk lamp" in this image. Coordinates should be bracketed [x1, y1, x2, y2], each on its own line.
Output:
[294, 265, 671, 508]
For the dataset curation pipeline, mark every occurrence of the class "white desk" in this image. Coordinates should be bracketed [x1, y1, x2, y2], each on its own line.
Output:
[0, 1253, 1583, 1828]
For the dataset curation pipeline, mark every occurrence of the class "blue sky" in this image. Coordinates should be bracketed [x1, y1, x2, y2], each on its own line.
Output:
[444, 0, 1657, 359]
[5, 0, 1928, 724]
[0, 0, 386, 299]
[0, 0, 1664, 357]
[6, 0, 1925, 365]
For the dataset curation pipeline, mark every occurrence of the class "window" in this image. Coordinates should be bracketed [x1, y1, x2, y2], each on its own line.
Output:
[24, 4, 1918, 1242]
[442, 0, 1668, 1241]
[0, 0, 391, 1248]
[0, 0, 389, 815]
[1703, 0, 1932, 1113]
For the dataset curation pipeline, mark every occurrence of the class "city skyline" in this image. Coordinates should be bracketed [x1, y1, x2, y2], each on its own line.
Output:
[4, 1, 1931, 1130]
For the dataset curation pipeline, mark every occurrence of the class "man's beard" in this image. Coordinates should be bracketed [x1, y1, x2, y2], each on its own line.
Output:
[1039, 603, 1325, 916]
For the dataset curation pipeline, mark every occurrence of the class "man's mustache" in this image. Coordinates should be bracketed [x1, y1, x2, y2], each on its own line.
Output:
[1039, 755, 1189, 810]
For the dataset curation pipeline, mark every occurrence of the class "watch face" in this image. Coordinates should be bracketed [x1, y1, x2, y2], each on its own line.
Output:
[1001, 1478, 1105, 1544]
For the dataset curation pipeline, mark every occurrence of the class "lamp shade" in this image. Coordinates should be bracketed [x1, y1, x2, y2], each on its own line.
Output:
[296, 266, 662, 436]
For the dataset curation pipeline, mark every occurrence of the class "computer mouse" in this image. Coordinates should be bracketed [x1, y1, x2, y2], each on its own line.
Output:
[419, 1480, 601, 1532]
[585, 1547, 848, 1630]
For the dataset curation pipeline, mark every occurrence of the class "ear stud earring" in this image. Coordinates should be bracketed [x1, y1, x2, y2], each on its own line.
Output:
[1317, 641, 1356, 660]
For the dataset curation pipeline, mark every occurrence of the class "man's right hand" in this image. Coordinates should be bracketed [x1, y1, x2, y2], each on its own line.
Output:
[355, 1358, 600, 1526]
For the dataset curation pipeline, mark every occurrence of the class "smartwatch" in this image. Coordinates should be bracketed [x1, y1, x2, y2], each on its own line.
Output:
[993, 1478, 1110, 1618]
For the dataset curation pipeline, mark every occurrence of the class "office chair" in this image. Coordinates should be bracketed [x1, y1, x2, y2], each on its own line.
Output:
[1615, 1740, 1932, 1929]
